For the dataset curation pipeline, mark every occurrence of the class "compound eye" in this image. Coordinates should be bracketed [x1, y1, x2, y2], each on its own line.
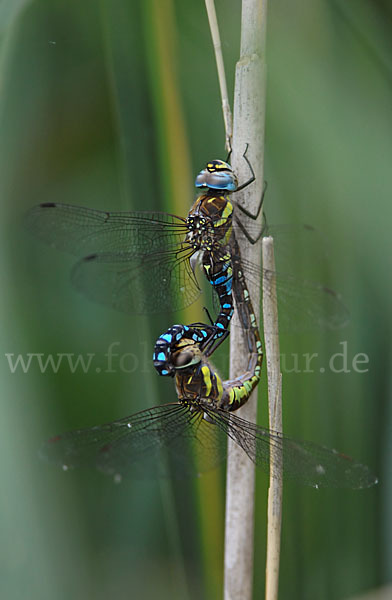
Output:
[172, 350, 194, 368]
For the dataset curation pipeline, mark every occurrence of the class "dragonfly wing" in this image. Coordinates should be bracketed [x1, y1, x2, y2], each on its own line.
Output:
[71, 246, 201, 314]
[210, 409, 377, 489]
[25, 203, 200, 314]
[238, 257, 349, 331]
[229, 221, 349, 331]
[40, 403, 228, 478]
[24, 203, 187, 256]
[265, 268, 350, 331]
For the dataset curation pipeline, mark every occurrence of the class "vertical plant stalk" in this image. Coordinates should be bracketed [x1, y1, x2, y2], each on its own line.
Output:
[204, 0, 233, 151]
[144, 3, 224, 598]
[262, 237, 283, 600]
[224, 1, 268, 599]
[141, 3, 201, 599]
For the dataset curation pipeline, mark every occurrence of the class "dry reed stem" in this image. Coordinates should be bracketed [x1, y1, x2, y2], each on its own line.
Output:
[204, 0, 233, 151]
[204, 2, 268, 598]
[262, 237, 283, 600]
[223, 1, 267, 599]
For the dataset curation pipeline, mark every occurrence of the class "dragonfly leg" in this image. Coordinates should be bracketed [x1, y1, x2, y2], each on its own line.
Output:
[236, 180, 267, 220]
[234, 179, 268, 244]
[202, 306, 215, 326]
[234, 214, 263, 245]
[186, 313, 230, 356]
[235, 144, 255, 192]
[200, 306, 230, 356]
[203, 328, 230, 357]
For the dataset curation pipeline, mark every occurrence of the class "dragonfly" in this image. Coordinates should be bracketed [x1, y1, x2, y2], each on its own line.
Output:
[25, 155, 258, 350]
[153, 219, 263, 377]
[41, 321, 376, 489]
[43, 198, 267, 478]
[41, 243, 375, 490]
[24, 152, 348, 349]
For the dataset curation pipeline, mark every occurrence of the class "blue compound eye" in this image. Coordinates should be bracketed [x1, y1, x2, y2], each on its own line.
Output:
[195, 169, 237, 191]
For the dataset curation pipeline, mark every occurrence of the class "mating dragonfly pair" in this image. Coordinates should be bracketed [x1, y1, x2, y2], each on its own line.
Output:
[26, 152, 376, 488]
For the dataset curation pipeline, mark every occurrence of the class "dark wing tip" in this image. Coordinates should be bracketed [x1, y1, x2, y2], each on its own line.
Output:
[84, 253, 98, 261]
[47, 434, 63, 443]
[40, 202, 56, 208]
[322, 285, 337, 298]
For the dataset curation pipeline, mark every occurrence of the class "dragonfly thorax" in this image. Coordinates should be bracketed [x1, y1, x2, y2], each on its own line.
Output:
[186, 215, 216, 251]
[186, 195, 233, 251]
[174, 349, 225, 407]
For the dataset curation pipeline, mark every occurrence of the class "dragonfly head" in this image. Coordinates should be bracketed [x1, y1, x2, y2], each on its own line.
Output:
[195, 160, 238, 192]
[153, 326, 204, 377]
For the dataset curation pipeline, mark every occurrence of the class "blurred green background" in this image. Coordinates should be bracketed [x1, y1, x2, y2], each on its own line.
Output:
[0, 0, 391, 598]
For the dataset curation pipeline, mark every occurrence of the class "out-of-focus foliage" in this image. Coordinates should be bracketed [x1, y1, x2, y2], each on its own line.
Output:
[0, 0, 33, 36]
[0, 1, 390, 599]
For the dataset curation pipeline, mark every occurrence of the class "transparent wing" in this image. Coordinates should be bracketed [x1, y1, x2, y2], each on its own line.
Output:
[25, 203, 349, 325]
[261, 224, 350, 329]
[226, 222, 350, 331]
[24, 202, 188, 256]
[261, 266, 349, 331]
[25, 202, 201, 314]
[234, 220, 331, 266]
[208, 252, 349, 334]
[71, 246, 201, 314]
[204, 407, 377, 489]
[40, 403, 229, 478]
[41, 402, 377, 488]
